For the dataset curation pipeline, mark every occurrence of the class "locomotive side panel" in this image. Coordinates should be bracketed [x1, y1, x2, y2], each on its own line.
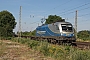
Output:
[36, 24, 61, 36]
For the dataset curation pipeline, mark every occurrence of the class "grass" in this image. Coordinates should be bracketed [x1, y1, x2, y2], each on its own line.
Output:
[0, 40, 53, 60]
[0, 41, 6, 56]
[11, 37, 90, 60]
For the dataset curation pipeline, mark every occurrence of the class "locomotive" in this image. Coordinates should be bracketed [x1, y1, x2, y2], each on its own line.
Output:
[36, 21, 76, 44]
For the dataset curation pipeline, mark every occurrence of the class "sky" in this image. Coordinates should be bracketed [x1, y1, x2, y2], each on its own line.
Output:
[0, 0, 90, 33]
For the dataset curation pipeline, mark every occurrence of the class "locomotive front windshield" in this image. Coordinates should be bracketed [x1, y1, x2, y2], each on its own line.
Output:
[61, 24, 73, 32]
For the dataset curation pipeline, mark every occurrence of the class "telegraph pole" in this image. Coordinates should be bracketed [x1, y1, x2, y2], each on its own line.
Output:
[18, 6, 22, 38]
[75, 10, 78, 39]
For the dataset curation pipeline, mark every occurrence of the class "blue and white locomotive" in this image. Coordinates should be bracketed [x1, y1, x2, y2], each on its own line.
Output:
[36, 21, 76, 43]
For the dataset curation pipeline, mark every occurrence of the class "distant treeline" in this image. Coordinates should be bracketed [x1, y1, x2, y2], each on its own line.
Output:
[20, 30, 36, 36]
[77, 30, 90, 40]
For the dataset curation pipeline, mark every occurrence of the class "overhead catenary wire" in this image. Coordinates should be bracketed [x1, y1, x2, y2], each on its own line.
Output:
[28, 12, 90, 25]
[30, 20, 41, 24]
[30, 0, 90, 23]
[78, 19, 90, 23]
[23, 2, 90, 32]
[29, 8, 90, 25]
[52, 0, 72, 9]
[59, 6, 90, 16]
[78, 13, 90, 17]
[58, 2, 90, 15]
[30, 2, 90, 25]
[63, 6, 90, 20]
[42, 0, 73, 16]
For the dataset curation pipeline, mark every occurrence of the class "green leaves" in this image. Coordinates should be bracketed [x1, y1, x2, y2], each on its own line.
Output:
[77, 30, 90, 40]
[0, 10, 17, 37]
[21, 30, 36, 36]
[45, 15, 65, 24]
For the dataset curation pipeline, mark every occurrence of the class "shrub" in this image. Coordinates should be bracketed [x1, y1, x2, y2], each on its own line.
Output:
[72, 50, 90, 60]
[27, 40, 39, 49]
[11, 38, 90, 60]
[39, 42, 50, 56]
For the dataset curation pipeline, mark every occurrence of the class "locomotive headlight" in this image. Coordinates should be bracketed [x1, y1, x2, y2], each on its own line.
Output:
[61, 33, 66, 36]
[61, 33, 69, 36]
[72, 34, 74, 36]
[61, 33, 74, 37]
[69, 33, 74, 36]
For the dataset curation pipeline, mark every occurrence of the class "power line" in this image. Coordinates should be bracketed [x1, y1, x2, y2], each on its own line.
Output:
[27, 2, 90, 25]
[30, 20, 41, 24]
[78, 13, 90, 17]
[58, 2, 90, 15]
[64, 12, 90, 21]
[78, 19, 90, 23]
[46, 0, 72, 13]
[52, 0, 72, 9]
[28, 12, 90, 25]
[78, 6, 90, 11]
[60, 6, 90, 16]
[23, 2, 90, 27]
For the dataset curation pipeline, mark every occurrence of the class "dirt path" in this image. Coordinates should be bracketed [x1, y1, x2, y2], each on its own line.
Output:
[0, 40, 53, 60]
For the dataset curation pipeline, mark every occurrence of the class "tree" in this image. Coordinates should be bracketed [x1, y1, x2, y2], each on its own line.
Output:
[77, 30, 90, 40]
[0, 10, 17, 37]
[45, 15, 65, 24]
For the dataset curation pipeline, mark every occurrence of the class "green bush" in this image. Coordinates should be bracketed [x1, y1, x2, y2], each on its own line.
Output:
[11, 38, 90, 60]
[77, 30, 90, 41]
[39, 42, 50, 56]
[72, 50, 90, 60]
[27, 40, 39, 49]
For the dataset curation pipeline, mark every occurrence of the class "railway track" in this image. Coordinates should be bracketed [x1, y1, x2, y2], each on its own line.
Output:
[17, 36, 90, 49]
[72, 41, 90, 49]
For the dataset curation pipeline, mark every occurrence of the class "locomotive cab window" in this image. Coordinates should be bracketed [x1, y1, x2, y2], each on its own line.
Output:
[61, 24, 73, 32]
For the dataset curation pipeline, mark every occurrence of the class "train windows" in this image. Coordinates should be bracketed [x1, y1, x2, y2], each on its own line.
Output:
[67, 26, 72, 30]
[62, 26, 67, 30]
[61, 24, 73, 32]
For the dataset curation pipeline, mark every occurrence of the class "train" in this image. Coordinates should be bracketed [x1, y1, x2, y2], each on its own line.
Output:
[36, 21, 76, 44]
[15, 21, 76, 44]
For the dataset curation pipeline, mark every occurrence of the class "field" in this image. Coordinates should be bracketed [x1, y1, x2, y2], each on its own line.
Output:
[0, 40, 53, 60]
[0, 38, 90, 60]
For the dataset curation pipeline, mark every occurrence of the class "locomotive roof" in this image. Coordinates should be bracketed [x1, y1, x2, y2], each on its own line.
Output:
[56, 21, 70, 23]
[37, 22, 71, 27]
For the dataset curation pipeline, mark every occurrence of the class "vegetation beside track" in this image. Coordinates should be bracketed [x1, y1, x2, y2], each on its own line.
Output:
[10, 38, 90, 60]
[77, 30, 90, 41]
[0, 40, 53, 60]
